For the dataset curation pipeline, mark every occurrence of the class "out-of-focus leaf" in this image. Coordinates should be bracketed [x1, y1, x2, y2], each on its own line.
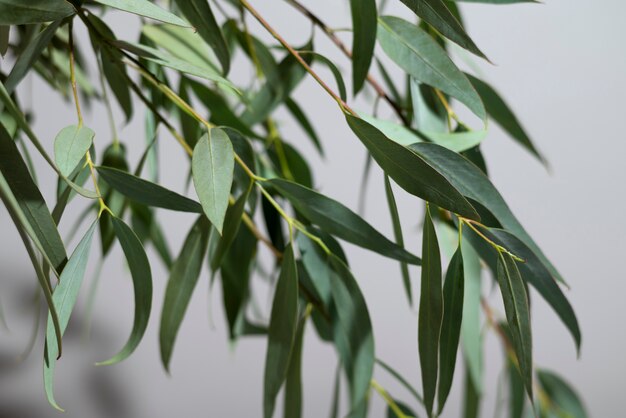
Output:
[437, 246, 464, 414]
[142, 25, 218, 71]
[508, 358, 525, 418]
[377, 16, 485, 120]
[159, 217, 210, 371]
[496, 252, 533, 401]
[192, 128, 234, 234]
[0, 124, 67, 273]
[44, 221, 97, 411]
[329, 363, 341, 418]
[460, 242, 483, 393]
[53, 125, 95, 177]
[452, 0, 536, 3]
[386, 400, 418, 418]
[97, 217, 152, 365]
[350, 0, 377, 93]
[284, 309, 307, 418]
[398, 0, 487, 60]
[94, 0, 189, 27]
[264, 244, 299, 418]
[209, 189, 248, 273]
[0, 0, 74, 25]
[383, 175, 412, 303]
[537, 369, 587, 418]
[463, 369, 480, 418]
[376, 359, 424, 405]
[418, 206, 443, 418]
[300, 51, 347, 102]
[0, 25, 8, 56]
[264, 178, 421, 265]
[285, 98, 323, 156]
[97, 166, 203, 213]
[466, 74, 545, 163]
[346, 115, 479, 220]
[173, 0, 230, 74]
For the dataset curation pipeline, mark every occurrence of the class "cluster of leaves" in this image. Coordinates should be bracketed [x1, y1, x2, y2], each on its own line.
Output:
[0, 0, 587, 417]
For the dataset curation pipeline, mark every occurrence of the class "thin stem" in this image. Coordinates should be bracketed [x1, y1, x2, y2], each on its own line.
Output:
[68, 19, 83, 126]
[371, 379, 412, 418]
[459, 217, 524, 262]
[97, 54, 120, 145]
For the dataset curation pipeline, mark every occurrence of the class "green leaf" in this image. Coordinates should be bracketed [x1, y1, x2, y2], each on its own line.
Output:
[452, 0, 536, 3]
[410, 142, 564, 285]
[418, 205, 443, 418]
[0, 0, 74, 25]
[264, 244, 299, 418]
[264, 178, 421, 265]
[329, 255, 375, 413]
[173, 0, 230, 74]
[508, 358, 525, 418]
[384, 175, 412, 304]
[97, 217, 152, 365]
[0, 124, 67, 273]
[463, 368, 481, 418]
[377, 16, 485, 120]
[0, 25, 8, 56]
[537, 369, 587, 418]
[53, 125, 95, 177]
[159, 217, 210, 371]
[97, 166, 203, 213]
[192, 128, 234, 234]
[466, 73, 545, 163]
[209, 188, 249, 274]
[495, 252, 533, 401]
[44, 221, 98, 411]
[386, 400, 419, 418]
[398, 0, 488, 60]
[350, 0, 377, 93]
[285, 98, 323, 156]
[94, 0, 189, 27]
[437, 246, 464, 414]
[284, 308, 307, 418]
[376, 359, 425, 405]
[346, 115, 479, 220]
[142, 24, 218, 71]
[460, 242, 483, 394]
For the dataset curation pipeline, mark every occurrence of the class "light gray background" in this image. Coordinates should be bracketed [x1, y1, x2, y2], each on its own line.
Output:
[1, 0, 624, 416]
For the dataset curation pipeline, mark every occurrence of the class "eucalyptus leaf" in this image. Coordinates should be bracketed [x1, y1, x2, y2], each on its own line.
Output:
[54, 125, 95, 177]
[350, 0, 377, 94]
[384, 175, 412, 303]
[94, 0, 189, 27]
[0, 0, 74, 25]
[536, 369, 587, 418]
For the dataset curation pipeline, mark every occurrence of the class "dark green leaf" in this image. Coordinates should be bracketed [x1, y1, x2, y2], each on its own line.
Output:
[460, 242, 483, 393]
[94, 0, 189, 27]
[386, 400, 419, 418]
[418, 205, 443, 418]
[350, 0, 377, 93]
[437, 246, 464, 414]
[264, 178, 421, 265]
[537, 369, 587, 418]
[44, 221, 97, 411]
[346, 115, 479, 220]
[97, 166, 203, 213]
[398, 0, 488, 60]
[210, 188, 249, 274]
[376, 359, 424, 405]
[0, 0, 74, 25]
[159, 217, 210, 371]
[508, 358, 525, 418]
[53, 125, 95, 177]
[284, 311, 307, 418]
[0, 25, 8, 56]
[173, 0, 230, 74]
[264, 244, 299, 418]
[192, 128, 235, 234]
[97, 217, 152, 365]
[285, 98, 323, 156]
[495, 252, 533, 401]
[377, 16, 485, 120]
[463, 368, 481, 418]
[383, 175, 412, 303]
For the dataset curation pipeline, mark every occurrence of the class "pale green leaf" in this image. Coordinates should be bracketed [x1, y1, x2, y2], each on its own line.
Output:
[94, 0, 189, 27]
[0, 0, 74, 25]
[54, 125, 95, 177]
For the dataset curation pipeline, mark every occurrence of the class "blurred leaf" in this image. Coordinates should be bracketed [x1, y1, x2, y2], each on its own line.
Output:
[460, 242, 483, 393]
[285, 98, 323, 156]
[508, 358, 525, 418]
[419, 205, 443, 418]
[142, 24, 218, 71]
[463, 368, 481, 418]
[377, 16, 486, 120]
[173, 0, 230, 74]
[437, 246, 464, 414]
[264, 178, 421, 264]
[284, 309, 307, 418]
[0, 25, 7, 56]
[0, 0, 74, 25]
[386, 399, 418, 418]
[346, 115, 479, 220]
[97, 217, 153, 365]
[44, 221, 98, 411]
[159, 217, 210, 371]
[53, 125, 95, 177]
[94, 0, 189, 27]
[97, 166, 203, 213]
[376, 359, 424, 405]
[537, 369, 587, 418]
[264, 244, 299, 418]
[210, 188, 249, 273]
[192, 128, 234, 234]
[496, 252, 533, 401]
[350, 0, 377, 93]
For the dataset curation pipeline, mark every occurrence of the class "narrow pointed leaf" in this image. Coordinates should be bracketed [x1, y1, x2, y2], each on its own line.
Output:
[210, 189, 249, 273]
[508, 358, 525, 418]
[54, 125, 95, 177]
[97, 166, 203, 213]
[386, 400, 418, 418]
[284, 310, 307, 418]
[496, 253, 533, 401]
[376, 359, 424, 405]
[264, 245, 299, 418]
[384, 175, 412, 303]
[0, 0, 74, 25]
[94, 0, 189, 27]
[0, 25, 8, 56]
[192, 128, 234, 234]
[437, 247, 464, 414]
[44, 221, 98, 411]
[97, 217, 152, 365]
[264, 178, 421, 265]
[173, 0, 230, 74]
[460, 242, 483, 393]
[536, 369, 587, 418]
[346, 115, 479, 220]
[463, 368, 481, 418]
[398, 0, 488, 60]
[419, 206, 443, 418]
[377, 16, 485, 120]
[142, 25, 218, 71]
[350, 0, 377, 93]
[285, 98, 323, 156]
